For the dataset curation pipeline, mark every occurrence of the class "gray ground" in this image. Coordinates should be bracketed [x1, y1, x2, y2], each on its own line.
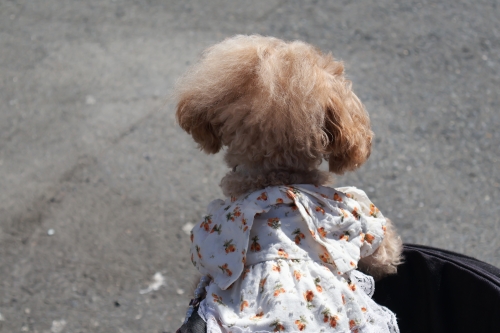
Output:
[1, 0, 499, 332]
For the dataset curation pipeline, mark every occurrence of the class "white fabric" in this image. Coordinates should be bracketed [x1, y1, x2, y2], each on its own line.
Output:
[190, 185, 399, 332]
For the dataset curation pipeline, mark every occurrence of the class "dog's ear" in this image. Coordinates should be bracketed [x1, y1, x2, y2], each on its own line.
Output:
[323, 79, 373, 174]
[176, 96, 222, 154]
[175, 36, 265, 154]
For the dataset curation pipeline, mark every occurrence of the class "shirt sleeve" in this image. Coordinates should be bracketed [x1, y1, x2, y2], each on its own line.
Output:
[336, 186, 387, 258]
[189, 195, 271, 290]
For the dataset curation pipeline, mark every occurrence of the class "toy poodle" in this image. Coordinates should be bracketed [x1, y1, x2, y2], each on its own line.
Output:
[175, 35, 402, 333]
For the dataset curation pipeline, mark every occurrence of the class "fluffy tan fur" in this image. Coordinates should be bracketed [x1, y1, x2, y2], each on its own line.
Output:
[358, 219, 403, 280]
[175, 35, 402, 279]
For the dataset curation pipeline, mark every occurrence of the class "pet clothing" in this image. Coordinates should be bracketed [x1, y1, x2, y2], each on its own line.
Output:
[190, 185, 399, 332]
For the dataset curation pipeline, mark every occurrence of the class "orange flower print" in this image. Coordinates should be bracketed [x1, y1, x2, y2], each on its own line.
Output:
[251, 311, 264, 321]
[330, 315, 340, 328]
[241, 249, 246, 264]
[243, 226, 249, 232]
[294, 316, 308, 331]
[350, 261, 356, 267]
[319, 252, 331, 264]
[231, 196, 237, 202]
[291, 204, 298, 211]
[382, 225, 387, 234]
[250, 236, 261, 252]
[369, 203, 380, 217]
[333, 193, 343, 202]
[195, 245, 202, 259]
[314, 277, 323, 292]
[342, 294, 346, 304]
[212, 293, 225, 306]
[241, 267, 250, 280]
[339, 231, 350, 241]
[315, 206, 325, 215]
[349, 319, 357, 330]
[352, 207, 361, 220]
[240, 299, 249, 312]
[267, 217, 281, 229]
[318, 227, 327, 237]
[272, 261, 282, 273]
[303, 290, 314, 302]
[276, 198, 284, 204]
[361, 307, 367, 312]
[242, 218, 247, 226]
[303, 290, 315, 309]
[200, 215, 212, 231]
[210, 224, 221, 235]
[359, 233, 365, 243]
[321, 308, 339, 327]
[273, 283, 286, 297]
[218, 264, 233, 277]
[292, 228, 306, 244]
[365, 233, 375, 244]
[233, 206, 242, 217]
[346, 193, 353, 199]
[310, 230, 316, 239]
[321, 308, 331, 323]
[270, 320, 285, 332]
[293, 270, 301, 281]
[286, 189, 296, 200]
[259, 277, 267, 293]
[224, 239, 236, 254]
[277, 248, 288, 259]
[257, 192, 268, 201]
[349, 282, 356, 291]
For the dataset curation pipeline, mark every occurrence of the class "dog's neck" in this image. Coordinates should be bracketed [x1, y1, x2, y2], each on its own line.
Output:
[220, 166, 332, 197]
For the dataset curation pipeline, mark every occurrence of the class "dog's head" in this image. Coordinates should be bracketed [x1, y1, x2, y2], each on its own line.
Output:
[175, 35, 372, 174]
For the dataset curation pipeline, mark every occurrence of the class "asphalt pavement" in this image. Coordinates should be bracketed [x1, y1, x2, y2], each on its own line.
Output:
[0, 0, 499, 332]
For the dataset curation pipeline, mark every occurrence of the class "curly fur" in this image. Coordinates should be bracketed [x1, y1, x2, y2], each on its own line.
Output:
[220, 166, 332, 197]
[358, 219, 403, 280]
[175, 35, 401, 279]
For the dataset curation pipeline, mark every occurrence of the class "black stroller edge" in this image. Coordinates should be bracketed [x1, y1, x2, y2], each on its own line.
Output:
[402, 244, 500, 284]
[374, 244, 500, 333]
[177, 244, 500, 333]
[176, 310, 205, 333]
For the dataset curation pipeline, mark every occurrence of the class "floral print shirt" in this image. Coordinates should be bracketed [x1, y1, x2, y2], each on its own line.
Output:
[190, 185, 399, 333]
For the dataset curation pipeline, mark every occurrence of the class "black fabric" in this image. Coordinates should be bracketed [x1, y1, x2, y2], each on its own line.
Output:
[177, 244, 500, 333]
[176, 310, 206, 333]
[374, 244, 500, 333]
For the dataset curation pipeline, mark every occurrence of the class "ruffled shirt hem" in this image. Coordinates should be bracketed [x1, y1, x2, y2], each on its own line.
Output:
[199, 270, 399, 333]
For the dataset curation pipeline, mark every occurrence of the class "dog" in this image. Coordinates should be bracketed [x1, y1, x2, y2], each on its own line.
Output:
[175, 35, 402, 333]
